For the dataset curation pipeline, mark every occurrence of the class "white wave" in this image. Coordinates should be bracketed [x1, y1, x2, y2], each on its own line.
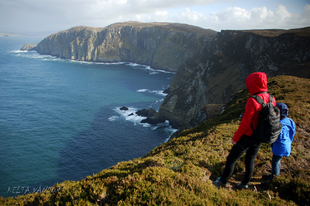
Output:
[113, 107, 177, 142]
[12, 50, 37, 55]
[164, 129, 178, 142]
[12, 50, 29, 53]
[136, 89, 167, 96]
[69, 61, 127, 66]
[128, 62, 140, 67]
[137, 89, 149, 93]
[102, 62, 126, 65]
[149, 90, 167, 96]
[108, 116, 119, 121]
[70, 60, 93, 64]
[126, 62, 175, 74]
[114, 107, 148, 126]
[143, 66, 174, 74]
[150, 120, 170, 130]
[11, 50, 175, 75]
[150, 120, 178, 142]
[12, 50, 59, 61]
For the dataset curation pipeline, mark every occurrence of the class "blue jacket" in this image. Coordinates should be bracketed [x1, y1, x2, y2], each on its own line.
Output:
[272, 103, 296, 157]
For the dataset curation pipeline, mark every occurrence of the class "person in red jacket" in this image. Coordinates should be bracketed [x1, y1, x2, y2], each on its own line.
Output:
[213, 72, 277, 190]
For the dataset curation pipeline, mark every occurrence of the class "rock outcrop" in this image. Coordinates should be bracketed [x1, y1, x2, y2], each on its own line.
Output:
[20, 44, 37, 51]
[27, 22, 310, 128]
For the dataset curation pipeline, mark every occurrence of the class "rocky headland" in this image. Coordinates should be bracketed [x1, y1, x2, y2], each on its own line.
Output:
[20, 43, 37, 51]
[23, 22, 310, 129]
[32, 22, 217, 72]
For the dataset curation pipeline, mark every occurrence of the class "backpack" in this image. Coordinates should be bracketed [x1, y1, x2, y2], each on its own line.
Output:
[251, 93, 282, 144]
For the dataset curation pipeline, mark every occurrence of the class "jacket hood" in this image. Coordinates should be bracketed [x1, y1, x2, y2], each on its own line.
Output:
[246, 72, 268, 95]
[277, 103, 289, 119]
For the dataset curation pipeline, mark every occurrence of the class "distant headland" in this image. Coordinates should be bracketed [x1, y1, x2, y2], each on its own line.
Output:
[0, 32, 22, 37]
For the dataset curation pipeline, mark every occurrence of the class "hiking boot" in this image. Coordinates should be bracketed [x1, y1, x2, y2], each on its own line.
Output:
[261, 181, 270, 189]
[235, 182, 248, 190]
[212, 177, 226, 188]
[262, 174, 272, 181]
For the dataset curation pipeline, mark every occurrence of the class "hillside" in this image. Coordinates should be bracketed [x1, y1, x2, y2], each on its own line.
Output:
[1, 75, 309, 205]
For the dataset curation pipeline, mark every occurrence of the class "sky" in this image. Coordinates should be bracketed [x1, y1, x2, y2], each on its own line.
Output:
[0, 0, 309, 34]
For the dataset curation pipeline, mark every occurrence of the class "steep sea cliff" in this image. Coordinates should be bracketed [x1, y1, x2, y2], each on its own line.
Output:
[27, 22, 310, 128]
[34, 22, 217, 72]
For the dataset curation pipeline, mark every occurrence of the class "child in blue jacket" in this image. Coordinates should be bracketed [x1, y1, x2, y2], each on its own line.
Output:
[264, 103, 296, 185]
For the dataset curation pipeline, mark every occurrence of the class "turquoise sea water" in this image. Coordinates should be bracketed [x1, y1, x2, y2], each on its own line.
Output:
[0, 36, 175, 197]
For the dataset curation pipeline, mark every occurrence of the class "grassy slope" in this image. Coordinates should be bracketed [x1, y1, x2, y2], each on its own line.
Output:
[1, 75, 309, 205]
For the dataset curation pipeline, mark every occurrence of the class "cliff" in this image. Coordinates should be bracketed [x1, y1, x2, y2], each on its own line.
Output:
[34, 22, 217, 72]
[2, 75, 309, 205]
[25, 22, 310, 128]
[152, 27, 310, 128]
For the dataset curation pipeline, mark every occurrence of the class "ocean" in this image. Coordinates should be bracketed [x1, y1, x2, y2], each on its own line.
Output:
[0, 35, 176, 197]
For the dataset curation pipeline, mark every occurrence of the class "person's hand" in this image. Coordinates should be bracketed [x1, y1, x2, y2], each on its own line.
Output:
[232, 140, 237, 145]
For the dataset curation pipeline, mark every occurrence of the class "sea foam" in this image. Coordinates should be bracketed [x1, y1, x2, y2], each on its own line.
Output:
[14, 50, 176, 75]
[111, 107, 177, 142]
[113, 107, 147, 126]
[136, 89, 167, 96]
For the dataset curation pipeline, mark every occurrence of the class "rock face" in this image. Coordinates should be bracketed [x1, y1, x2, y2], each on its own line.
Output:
[30, 22, 310, 128]
[34, 22, 217, 72]
[152, 28, 310, 128]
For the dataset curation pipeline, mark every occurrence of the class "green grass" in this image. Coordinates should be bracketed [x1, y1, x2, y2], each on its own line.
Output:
[1, 75, 309, 205]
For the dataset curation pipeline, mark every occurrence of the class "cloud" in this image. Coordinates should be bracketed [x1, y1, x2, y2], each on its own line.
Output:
[180, 8, 205, 21]
[172, 4, 310, 31]
[0, 0, 309, 33]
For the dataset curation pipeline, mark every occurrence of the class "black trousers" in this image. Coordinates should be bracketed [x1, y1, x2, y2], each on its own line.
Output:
[220, 135, 262, 185]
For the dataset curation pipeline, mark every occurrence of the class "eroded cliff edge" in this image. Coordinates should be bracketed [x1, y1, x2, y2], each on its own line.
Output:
[29, 22, 310, 128]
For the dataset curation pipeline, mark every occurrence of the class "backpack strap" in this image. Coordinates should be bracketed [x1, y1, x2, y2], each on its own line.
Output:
[252, 93, 273, 105]
[269, 94, 273, 103]
[250, 93, 270, 132]
[251, 95, 265, 106]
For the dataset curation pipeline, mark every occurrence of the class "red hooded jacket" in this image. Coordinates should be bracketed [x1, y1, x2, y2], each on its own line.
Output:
[232, 72, 277, 142]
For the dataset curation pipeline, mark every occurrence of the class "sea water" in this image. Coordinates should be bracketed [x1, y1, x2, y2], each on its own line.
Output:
[0, 35, 176, 197]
